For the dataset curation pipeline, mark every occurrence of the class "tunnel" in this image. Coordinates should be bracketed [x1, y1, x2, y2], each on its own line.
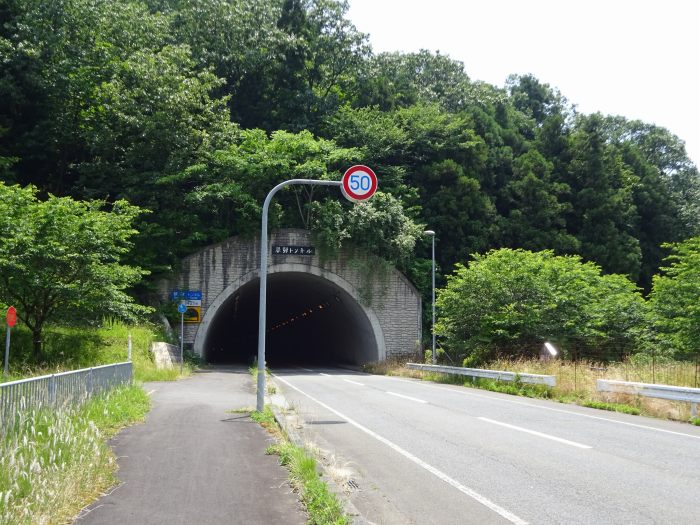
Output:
[202, 272, 379, 366]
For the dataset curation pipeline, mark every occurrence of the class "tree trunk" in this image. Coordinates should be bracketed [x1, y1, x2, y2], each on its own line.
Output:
[32, 326, 44, 362]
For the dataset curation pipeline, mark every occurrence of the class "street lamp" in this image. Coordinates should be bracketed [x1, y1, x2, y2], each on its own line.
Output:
[424, 230, 436, 365]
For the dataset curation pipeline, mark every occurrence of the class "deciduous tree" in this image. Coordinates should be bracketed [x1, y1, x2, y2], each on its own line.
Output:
[0, 183, 150, 360]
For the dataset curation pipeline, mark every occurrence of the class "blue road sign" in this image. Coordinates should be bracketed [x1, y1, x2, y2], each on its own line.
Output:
[177, 303, 187, 314]
[171, 290, 202, 301]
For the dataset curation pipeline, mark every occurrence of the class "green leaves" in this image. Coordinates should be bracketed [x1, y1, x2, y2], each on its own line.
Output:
[649, 237, 700, 358]
[435, 249, 645, 364]
[0, 183, 150, 359]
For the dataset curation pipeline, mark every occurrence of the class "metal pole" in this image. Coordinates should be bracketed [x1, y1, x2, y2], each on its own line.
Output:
[257, 179, 342, 412]
[431, 234, 436, 365]
[180, 312, 184, 374]
[423, 230, 436, 365]
[4, 326, 10, 375]
[128, 333, 132, 362]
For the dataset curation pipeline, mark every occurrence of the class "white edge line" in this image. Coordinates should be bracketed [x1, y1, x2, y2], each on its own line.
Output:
[320, 373, 331, 377]
[343, 379, 365, 386]
[273, 373, 528, 525]
[386, 391, 428, 404]
[478, 417, 592, 449]
[298, 367, 314, 372]
[146, 389, 156, 396]
[391, 377, 700, 441]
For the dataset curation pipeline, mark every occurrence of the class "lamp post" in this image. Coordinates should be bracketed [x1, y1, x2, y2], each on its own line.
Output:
[424, 230, 436, 365]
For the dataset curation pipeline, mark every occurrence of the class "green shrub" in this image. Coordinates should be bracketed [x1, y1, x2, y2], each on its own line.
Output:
[436, 249, 645, 365]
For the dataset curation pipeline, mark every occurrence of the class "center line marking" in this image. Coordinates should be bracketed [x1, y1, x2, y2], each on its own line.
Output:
[478, 417, 592, 449]
[386, 391, 427, 404]
[274, 374, 528, 525]
[343, 379, 365, 386]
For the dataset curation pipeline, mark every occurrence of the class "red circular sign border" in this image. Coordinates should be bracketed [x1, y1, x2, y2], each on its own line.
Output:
[6, 306, 17, 328]
[341, 165, 378, 202]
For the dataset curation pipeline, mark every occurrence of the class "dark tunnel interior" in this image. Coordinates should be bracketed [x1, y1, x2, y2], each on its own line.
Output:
[203, 272, 378, 366]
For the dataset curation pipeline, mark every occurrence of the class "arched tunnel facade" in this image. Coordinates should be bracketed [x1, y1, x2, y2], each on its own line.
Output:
[158, 230, 422, 366]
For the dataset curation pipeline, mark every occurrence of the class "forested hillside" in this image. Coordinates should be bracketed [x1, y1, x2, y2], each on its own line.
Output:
[2, 0, 699, 296]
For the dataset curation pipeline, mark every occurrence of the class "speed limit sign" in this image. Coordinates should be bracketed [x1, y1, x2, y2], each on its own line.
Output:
[341, 165, 378, 202]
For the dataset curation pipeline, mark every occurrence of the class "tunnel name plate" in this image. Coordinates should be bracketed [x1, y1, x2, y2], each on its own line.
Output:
[272, 245, 315, 256]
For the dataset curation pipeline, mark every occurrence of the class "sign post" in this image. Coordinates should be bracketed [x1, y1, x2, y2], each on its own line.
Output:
[5, 306, 17, 375]
[177, 302, 186, 373]
[256, 168, 378, 411]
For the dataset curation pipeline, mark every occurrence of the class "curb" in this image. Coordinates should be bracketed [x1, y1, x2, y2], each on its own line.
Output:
[266, 378, 369, 525]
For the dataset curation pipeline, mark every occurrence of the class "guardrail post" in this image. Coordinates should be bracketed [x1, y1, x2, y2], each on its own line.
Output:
[48, 374, 56, 407]
[87, 367, 93, 398]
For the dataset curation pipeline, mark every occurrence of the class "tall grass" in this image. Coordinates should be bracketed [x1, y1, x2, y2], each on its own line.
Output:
[1, 320, 193, 383]
[0, 385, 150, 524]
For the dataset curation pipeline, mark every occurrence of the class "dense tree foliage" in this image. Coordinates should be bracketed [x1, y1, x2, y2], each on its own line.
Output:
[649, 237, 700, 359]
[0, 183, 149, 359]
[435, 249, 646, 365]
[1, 0, 699, 358]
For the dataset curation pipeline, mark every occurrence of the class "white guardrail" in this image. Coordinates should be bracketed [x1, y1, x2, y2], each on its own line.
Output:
[597, 379, 699, 418]
[406, 363, 556, 387]
[0, 361, 133, 433]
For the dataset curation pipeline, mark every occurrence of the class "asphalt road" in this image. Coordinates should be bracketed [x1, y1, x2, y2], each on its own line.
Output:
[271, 367, 700, 525]
[75, 367, 306, 525]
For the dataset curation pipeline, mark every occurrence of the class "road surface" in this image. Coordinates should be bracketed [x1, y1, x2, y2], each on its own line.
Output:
[271, 367, 700, 525]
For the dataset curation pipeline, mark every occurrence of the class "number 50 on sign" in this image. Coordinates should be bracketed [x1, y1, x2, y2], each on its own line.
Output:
[341, 165, 378, 202]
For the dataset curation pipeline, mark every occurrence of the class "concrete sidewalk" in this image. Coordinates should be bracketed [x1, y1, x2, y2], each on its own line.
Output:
[75, 367, 306, 525]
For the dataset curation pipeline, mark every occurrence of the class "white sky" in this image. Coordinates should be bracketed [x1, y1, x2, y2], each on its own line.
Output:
[346, 0, 700, 166]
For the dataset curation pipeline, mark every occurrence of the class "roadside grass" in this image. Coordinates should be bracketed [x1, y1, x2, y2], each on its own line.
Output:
[0, 385, 150, 525]
[691, 417, 700, 426]
[369, 358, 697, 422]
[581, 400, 641, 415]
[266, 441, 349, 525]
[250, 405, 349, 525]
[1, 320, 193, 384]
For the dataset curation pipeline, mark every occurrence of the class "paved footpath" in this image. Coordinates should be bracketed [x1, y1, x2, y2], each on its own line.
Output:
[75, 367, 306, 525]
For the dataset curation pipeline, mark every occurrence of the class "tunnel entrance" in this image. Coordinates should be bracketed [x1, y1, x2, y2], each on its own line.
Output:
[202, 271, 379, 366]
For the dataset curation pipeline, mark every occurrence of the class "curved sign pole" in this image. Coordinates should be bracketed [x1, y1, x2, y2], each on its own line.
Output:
[256, 171, 378, 411]
[257, 179, 341, 411]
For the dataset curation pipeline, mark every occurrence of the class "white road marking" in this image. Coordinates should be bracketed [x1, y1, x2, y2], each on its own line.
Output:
[343, 379, 365, 386]
[298, 367, 314, 372]
[478, 417, 592, 449]
[146, 389, 156, 396]
[320, 373, 331, 377]
[386, 391, 427, 404]
[273, 374, 528, 525]
[391, 377, 700, 441]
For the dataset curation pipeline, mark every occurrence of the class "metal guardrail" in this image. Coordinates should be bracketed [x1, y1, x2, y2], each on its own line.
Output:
[597, 379, 700, 418]
[406, 363, 557, 387]
[0, 361, 133, 432]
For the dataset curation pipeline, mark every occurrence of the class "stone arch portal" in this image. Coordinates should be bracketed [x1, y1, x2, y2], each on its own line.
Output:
[157, 229, 421, 366]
